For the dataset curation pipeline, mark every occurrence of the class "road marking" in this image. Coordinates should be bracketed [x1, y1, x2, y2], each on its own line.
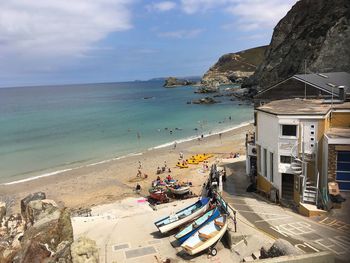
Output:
[255, 216, 292, 223]
[236, 210, 287, 216]
[318, 217, 350, 232]
[270, 222, 314, 237]
[295, 242, 320, 253]
[314, 238, 347, 255]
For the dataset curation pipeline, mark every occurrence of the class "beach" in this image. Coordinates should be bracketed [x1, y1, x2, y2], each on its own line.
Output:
[0, 123, 253, 213]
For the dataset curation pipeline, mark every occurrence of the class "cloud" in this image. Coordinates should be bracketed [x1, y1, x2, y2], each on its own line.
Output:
[0, 0, 134, 73]
[157, 29, 204, 39]
[227, 0, 298, 31]
[147, 1, 176, 12]
[180, 0, 297, 30]
[180, 0, 228, 14]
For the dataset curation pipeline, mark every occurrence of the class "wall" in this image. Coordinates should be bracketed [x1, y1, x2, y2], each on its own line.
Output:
[256, 112, 280, 193]
[331, 112, 350, 128]
[327, 144, 337, 181]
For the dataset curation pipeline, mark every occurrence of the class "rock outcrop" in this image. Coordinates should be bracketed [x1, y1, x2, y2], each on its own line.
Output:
[71, 236, 99, 263]
[191, 97, 219, 104]
[163, 77, 196, 87]
[244, 0, 350, 91]
[202, 46, 267, 86]
[0, 193, 74, 263]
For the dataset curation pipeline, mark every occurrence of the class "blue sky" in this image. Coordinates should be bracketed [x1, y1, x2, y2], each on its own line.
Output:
[0, 0, 297, 87]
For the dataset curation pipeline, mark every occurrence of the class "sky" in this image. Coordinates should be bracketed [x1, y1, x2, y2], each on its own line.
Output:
[0, 0, 298, 87]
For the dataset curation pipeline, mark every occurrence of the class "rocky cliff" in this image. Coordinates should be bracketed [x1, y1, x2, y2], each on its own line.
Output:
[0, 193, 74, 263]
[202, 46, 267, 85]
[244, 0, 350, 91]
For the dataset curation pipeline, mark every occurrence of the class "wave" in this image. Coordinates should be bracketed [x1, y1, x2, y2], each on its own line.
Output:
[1, 120, 252, 186]
[148, 120, 253, 150]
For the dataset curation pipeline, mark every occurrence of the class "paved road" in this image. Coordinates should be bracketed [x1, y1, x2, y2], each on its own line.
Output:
[222, 160, 350, 263]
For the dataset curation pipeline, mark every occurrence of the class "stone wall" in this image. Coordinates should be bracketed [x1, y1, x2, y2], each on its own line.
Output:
[327, 145, 337, 181]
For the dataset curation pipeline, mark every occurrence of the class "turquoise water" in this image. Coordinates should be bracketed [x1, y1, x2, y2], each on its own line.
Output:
[0, 81, 253, 184]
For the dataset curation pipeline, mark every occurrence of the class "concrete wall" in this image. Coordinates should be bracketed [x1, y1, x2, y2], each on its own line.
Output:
[256, 251, 334, 263]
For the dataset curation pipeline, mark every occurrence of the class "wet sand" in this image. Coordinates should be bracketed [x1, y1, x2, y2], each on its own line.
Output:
[0, 123, 253, 213]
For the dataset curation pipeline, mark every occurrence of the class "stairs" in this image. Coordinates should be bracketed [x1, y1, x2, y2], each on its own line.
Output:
[303, 180, 317, 205]
[290, 158, 317, 205]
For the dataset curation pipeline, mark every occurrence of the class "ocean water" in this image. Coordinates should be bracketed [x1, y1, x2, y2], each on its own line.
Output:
[0, 81, 253, 184]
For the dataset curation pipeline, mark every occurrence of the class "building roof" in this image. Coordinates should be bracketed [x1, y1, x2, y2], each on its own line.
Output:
[293, 72, 350, 95]
[255, 72, 350, 99]
[326, 128, 350, 139]
[257, 99, 350, 116]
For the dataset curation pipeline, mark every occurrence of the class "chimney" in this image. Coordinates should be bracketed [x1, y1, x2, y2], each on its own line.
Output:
[338, 86, 345, 101]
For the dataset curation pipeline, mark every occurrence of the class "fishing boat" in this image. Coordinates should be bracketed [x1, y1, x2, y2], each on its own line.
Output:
[175, 207, 220, 244]
[154, 198, 210, 234]
[168, 185, 190, 195]
[181, 214, 227, 255]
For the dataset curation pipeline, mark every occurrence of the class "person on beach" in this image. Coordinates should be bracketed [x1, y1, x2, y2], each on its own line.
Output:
[138, 161, 142, 169]
[156, 167, 161, 174]
[135, 183, 141, 193]
[168, 167, 171, 173]
[179, 152, 183, 159]
[137, 169, 142, 177]
[173, 141, 177, 149]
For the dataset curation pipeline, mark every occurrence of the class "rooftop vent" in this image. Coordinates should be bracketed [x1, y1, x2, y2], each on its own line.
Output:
[318, 73, 328, 78]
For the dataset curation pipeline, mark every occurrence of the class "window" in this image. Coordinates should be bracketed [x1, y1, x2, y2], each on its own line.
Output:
[263, 148, 267, 177]
[281, 125, 297, 136]
[280, 155, 292, 164]
[270, 152, 274, 182]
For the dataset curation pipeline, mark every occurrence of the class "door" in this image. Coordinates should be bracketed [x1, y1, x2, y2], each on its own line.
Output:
[282, 173, 294, 200]
[336, 151, 350, 191]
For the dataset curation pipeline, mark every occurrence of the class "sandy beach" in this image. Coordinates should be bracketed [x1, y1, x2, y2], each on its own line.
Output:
[0, 123, 253, 213]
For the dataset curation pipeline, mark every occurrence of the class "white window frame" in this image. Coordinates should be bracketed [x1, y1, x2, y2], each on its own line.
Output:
[280, 124, 298, 139]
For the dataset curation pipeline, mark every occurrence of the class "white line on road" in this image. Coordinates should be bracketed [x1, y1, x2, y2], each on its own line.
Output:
[236, 210, 287, 216]
[255, 216, 292, 223]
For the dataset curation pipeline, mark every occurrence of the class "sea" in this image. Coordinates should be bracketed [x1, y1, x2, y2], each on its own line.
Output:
[0, 81, 253, 184]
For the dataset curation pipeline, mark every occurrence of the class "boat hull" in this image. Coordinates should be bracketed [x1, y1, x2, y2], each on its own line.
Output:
[155, 198, 210, 234]
[175, 207, 220, 244]
[181, 215, 227, 255]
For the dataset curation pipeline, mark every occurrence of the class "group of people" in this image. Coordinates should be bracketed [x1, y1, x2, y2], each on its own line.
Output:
[156, 161, 171, 174]
[229, 152, 240, 158]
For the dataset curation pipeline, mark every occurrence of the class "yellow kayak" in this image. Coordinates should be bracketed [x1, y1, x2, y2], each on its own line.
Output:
[187, 159, 199, 165]
[176, 162, 189, 168]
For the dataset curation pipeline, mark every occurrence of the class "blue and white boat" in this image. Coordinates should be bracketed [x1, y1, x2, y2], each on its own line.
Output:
[154, 198, 210, 233]
[181, 214, 227, 255]
[175, 207, 220, 244]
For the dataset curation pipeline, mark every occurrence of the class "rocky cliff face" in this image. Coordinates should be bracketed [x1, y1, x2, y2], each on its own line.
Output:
[244, 0, 350, 90]
[0, 193, 74, 263]
[202, 46, 267, 86]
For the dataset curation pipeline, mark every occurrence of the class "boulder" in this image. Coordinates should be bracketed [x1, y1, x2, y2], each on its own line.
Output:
[20, 192, 46, 217]
[71, 236, 99, 263]
[24, 199, 60, 228]
[16, 207, 73, 262]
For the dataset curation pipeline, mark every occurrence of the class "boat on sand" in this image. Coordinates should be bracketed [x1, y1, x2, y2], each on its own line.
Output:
[168, 185, 190, 195]
[175, 207, 220, 244]
[154, 198, 210, 234]
[181, 214, 228, 255]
